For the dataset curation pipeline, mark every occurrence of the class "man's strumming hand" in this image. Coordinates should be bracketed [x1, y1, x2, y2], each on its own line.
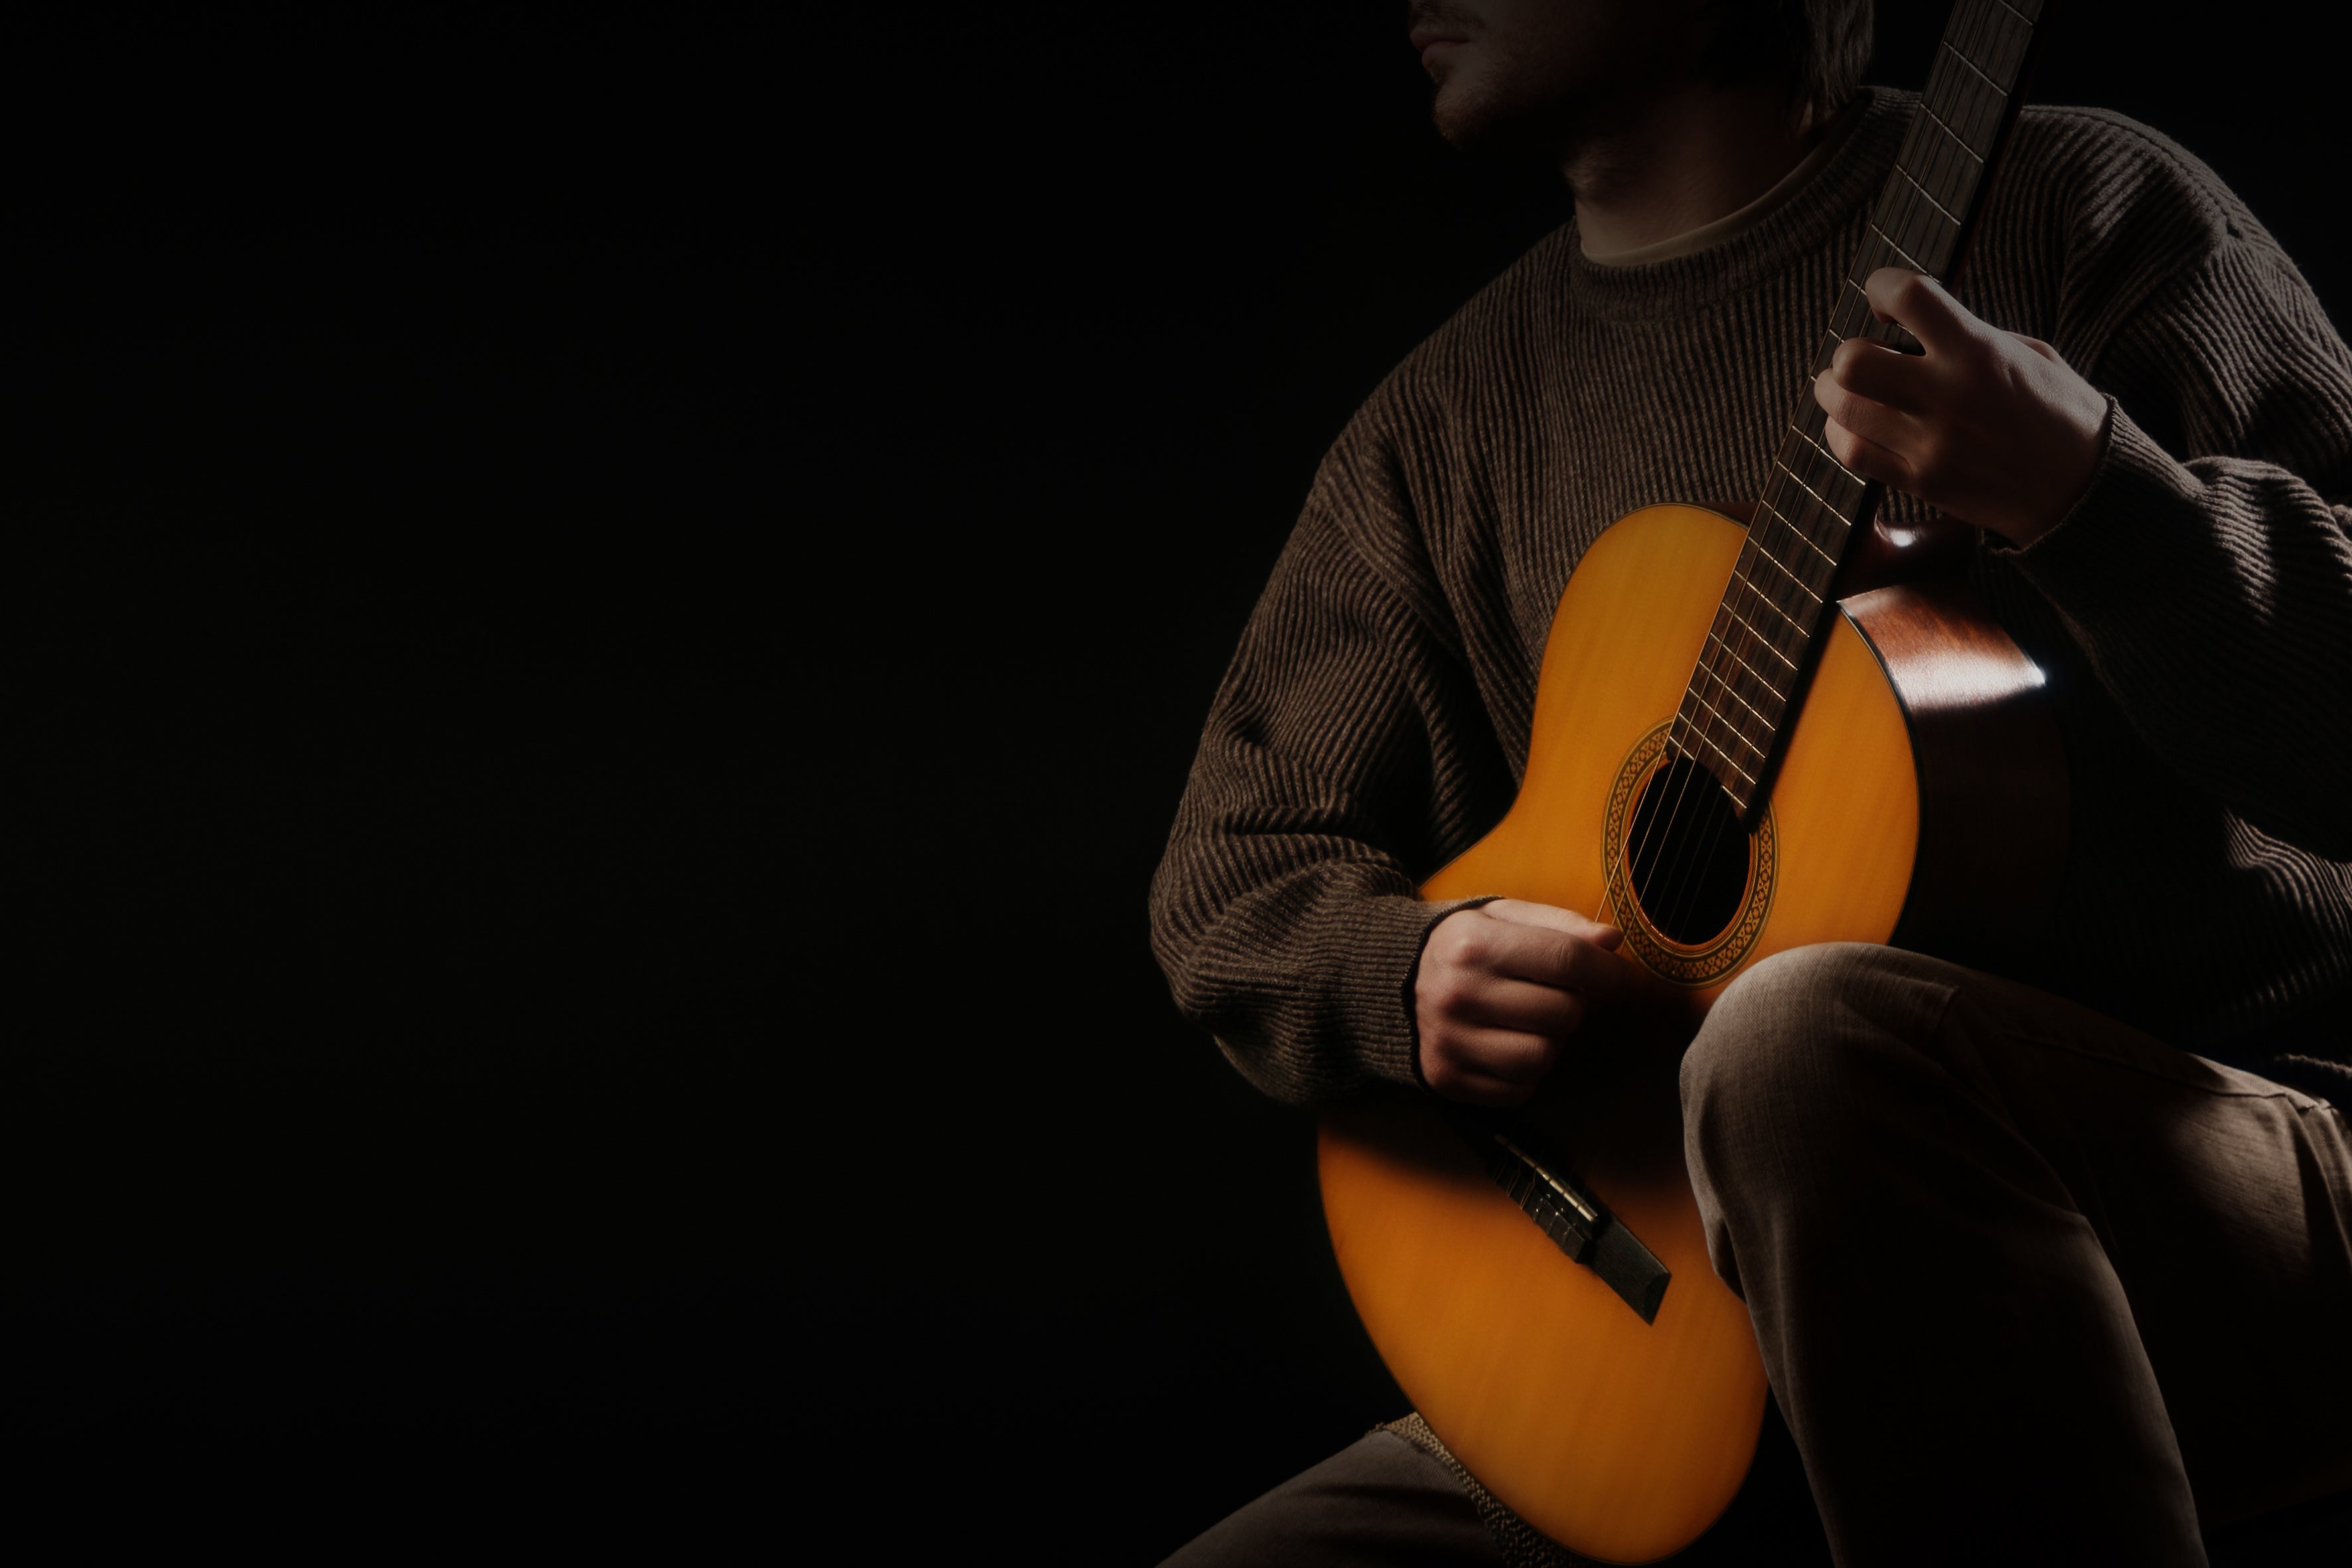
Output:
[1415, 899, 1627, 1106]
[1813, 268, 2110, 550]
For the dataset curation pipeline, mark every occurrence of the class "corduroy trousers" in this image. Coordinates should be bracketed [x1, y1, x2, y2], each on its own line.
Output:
[1162, 943, 2352, 1568]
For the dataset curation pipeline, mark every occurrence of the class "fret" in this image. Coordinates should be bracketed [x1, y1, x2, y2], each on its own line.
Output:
[1770, 463, 1843, 526]
[1887, 178, 1956, 277]
[1712, 639, 1796, 719]
[1821, 295, 1915, 363]
[1928, 23, 2003, 123]
[1790, 394, 1839, 444]
[1829, 292, 1925, 357]
[1835, 274, 1874, 322]
[1765, 490, 1847, 566]
[1754, 493, 1841, 571]
[1916, 100, 1986, 166]
[1938, 37, 2003, 95]
[1946, 78, 2009, 158]
[1894, 164, 1964, 232]
[1715, 609, 1799, 672]
[1936, 9, 2003, 101]
[1704, 603, 1797, 692]
[1812, 319, 1854, 376]
[1930, 50, 2010, 154]
[1866, 221, 1928, 275]
[1701, 649, 1793, 738]
[1678, 695, 1764, 777]
[1957, 0, 2034, 83]
[1743, 544, 1826, 607]
[1994, 0, 2039, 25]
[1732, 572, 1810, 633]
[1776, 465, 1851, 526]
[1772, 459, 1857, 530]
[1706, 630, 1796, 698]
[1788, 424, 1864, 495]
[1752, 505, 1838, 576]
[1898, 128, 1974, 246]
[1676, 718, 1762, 786]
[1781, 427, 1863, 502]
[1711, 601, 1803, 682]
[1759, 493, 1843, 566]
[1894, 166, 1964, 270]
[1693, 661, 1778, 732]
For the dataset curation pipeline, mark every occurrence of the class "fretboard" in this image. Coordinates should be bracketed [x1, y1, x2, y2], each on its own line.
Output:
[1674, 0, 2047, 821]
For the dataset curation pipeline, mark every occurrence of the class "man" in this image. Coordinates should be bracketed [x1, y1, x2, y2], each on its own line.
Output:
[1150, 2, 2352, 1564]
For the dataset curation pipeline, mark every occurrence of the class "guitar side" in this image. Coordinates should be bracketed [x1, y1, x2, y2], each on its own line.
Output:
[1319, 503, 2049, 1561]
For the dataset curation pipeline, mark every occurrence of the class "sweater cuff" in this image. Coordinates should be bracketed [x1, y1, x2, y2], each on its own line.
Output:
[1352, 894, 1499, 1091]
[2000, 397, 2197, 606]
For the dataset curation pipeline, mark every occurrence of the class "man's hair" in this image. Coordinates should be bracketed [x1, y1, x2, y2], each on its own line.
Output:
[1701, 0, 1874, 126]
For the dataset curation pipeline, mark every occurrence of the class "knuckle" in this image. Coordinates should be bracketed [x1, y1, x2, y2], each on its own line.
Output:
[1423, 974, 1467, 1016]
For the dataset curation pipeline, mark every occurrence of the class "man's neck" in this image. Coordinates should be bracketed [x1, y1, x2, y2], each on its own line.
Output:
[1564, 79, 1824, 258]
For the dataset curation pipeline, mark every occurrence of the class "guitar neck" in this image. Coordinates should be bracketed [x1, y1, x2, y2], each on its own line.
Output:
[1674, 0, 2050, 823]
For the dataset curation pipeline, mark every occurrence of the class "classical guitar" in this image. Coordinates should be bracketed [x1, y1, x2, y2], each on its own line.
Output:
[1317, 2, 2067, 1559]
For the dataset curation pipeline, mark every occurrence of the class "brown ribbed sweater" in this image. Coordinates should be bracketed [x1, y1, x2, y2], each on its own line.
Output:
[1150, 88, 2352, 1103]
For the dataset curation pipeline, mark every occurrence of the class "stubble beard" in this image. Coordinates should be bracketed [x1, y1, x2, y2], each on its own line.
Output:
[1429, 55, 1590, 159]
[1415, 1, 1667, 163]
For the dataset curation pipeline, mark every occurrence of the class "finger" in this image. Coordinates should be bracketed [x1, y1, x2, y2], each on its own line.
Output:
[1443, 1026, 1557, 1085]
[1422, 1028, 1551, 1105]
[1479, 899, 1623, 951]
[1442, 974, 1587, 1038]
[1826, 335, 1936, 416]
[1814, 370, 1924, 464]
[1861, 268, 1974, 356]
[1819, 411, 1917, 491]
[1476, 921, 1628, 998]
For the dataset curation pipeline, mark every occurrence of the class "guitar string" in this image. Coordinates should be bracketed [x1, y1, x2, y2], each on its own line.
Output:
[1627, 70, 1966, 932]
[1642, 17, 2004, 934]
[1616, 13, 2011, 951]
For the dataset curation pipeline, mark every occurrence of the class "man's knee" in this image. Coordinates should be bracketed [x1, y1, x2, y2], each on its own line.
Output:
[1684, 944, 1882, 1117]
[1680, 943, 1956, 1183]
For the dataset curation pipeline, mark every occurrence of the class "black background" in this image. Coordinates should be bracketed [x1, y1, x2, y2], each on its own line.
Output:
[8, 3, 2346, 1555]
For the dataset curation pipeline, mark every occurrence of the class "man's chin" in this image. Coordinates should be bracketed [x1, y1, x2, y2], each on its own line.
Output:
[1429, 72, 1522, 153]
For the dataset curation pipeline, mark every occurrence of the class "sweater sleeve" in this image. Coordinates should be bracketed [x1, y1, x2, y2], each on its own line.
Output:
[1148, 428, 1508, 1109]
[2005, 236, 2352, 858]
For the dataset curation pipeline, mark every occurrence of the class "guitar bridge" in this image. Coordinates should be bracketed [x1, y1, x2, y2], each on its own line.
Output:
[1468, 1120, 1673, 1325]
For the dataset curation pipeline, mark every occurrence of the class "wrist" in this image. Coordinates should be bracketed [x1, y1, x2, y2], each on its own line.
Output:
[1405, 898, 1500, 1091]
[1990, 394, 2120, 555]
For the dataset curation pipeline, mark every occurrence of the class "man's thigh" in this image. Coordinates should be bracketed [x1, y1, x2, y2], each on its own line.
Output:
[1945, 959, 2352, 1521]
[1697, 942, 2352, 1523]
[1160, 1431, 1504, 1568]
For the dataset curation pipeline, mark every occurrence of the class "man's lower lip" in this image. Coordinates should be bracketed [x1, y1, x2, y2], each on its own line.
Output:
[1420, 39, 1464, 65]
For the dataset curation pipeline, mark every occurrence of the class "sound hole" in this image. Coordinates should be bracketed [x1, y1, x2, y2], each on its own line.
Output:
[1624, 757, 1752, 946]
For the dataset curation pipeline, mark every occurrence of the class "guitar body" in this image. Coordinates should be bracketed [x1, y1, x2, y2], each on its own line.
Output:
[1318, 503, 2066, 1561]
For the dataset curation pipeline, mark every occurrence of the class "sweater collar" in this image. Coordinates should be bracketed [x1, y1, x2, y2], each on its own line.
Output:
[1561, 86, 1913, 322]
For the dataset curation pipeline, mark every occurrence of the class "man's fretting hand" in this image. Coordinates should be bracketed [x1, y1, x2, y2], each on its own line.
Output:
[1814, 268, 2111, 550]
[1415, 899, 1627, 1106]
